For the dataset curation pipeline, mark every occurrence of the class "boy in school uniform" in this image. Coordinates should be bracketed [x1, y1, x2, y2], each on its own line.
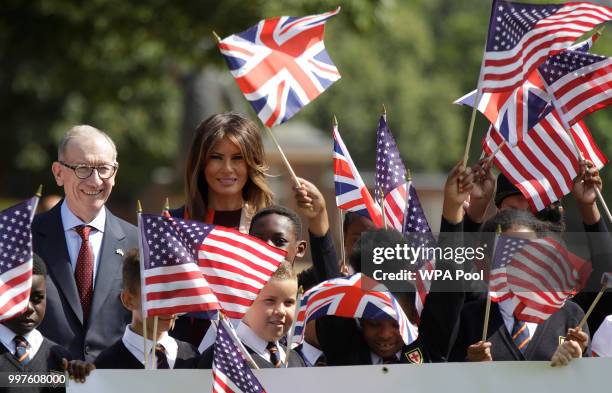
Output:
[198, 261, 305, 368]
[94, 249, 199, 369]
[0, 254, 93, 391]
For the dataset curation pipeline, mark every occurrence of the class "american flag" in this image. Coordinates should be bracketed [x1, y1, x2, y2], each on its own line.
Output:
[403, 183, 437, 316]
[482, 110, 607, 212]
[213, 319, 266, 393]
[375, 116, 409, 231]
[333, 123, 383, 227]
[218, 8, 341, 127]
[456, 33, 598, 145]
[292, 273, 417, 347]
[539, 49, 612, 128]
[0, 197, 38, 323]
[375, 116, 435, 315]
[139, 214, 286, 319]
[489, 235, 529, 302]
[506, 237, 592, 323]
[480, 0, 612, 93]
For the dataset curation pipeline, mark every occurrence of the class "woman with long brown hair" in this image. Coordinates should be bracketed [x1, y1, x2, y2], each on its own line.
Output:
[170, 112, 273, 232]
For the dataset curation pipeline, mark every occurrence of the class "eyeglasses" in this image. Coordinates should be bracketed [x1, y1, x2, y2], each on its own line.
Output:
[59, 161, 118, 179]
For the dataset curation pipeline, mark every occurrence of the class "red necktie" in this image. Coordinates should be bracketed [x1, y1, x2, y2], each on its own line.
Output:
[74, 225, 94, 321]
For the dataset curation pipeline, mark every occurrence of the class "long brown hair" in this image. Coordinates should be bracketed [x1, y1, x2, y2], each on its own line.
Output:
[184, 112, 273, 221]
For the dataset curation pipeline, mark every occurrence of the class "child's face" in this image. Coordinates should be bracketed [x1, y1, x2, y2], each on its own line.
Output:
[250, 214, 306, 263]
[121, 286, 177, 337]
[242, 277, 297, 342]
[361, 319, 404, 359]
[4, 275, 46, 335]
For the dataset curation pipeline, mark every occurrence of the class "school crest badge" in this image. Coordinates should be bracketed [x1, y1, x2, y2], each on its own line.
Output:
[404, 348, 423, 364]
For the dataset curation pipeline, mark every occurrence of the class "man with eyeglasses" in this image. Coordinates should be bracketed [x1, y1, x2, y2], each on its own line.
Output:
[32, 125, 138, 361]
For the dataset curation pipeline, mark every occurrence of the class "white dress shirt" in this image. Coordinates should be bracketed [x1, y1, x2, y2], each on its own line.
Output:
[122, 325, 179, 369]
[0, 324, 44, 361]
[300, 341, 324, 367]
[61, 200, 106, 285]
[370, 350, 401, 365]
[592, 314, 612, 357]
[498, 299, 538, 339]
[236, 321, 286, 364]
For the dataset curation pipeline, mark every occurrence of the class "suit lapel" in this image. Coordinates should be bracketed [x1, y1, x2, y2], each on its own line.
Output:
[89, 209, 126, 324]
[35, 203, 83, 323]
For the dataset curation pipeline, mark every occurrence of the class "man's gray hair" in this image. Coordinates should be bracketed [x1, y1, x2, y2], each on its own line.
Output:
[57, 125, 118, 162]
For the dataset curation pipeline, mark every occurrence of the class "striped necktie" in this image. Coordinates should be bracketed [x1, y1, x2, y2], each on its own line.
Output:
[266, 342, 282, 367]
[14, 336, 30, 365]
[512, 319, 531, 354]
[155, 344, 170, 369]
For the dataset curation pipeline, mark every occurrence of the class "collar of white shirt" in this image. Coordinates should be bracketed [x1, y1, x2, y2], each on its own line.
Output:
[236, 321, 285, 364]
[0, 324, 44, 360]
[370, 350, 401, 365]
[498, 299, 537, 339]
[61, 200, 106, 233]
[122, 325, 178, 369]
[300, 340, 323, 367]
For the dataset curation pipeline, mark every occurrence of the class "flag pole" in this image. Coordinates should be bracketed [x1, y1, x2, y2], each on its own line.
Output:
[151, 316, 159, 370]
[136, 200, 149, 370]
[482, 224, 502, 341]
[284, 286, 304, 367]
[219, 313, 259, 369]
[576, 284, 606, 330]
[334, 115, 348, 268]
[378, 186, 387, 229]
[485, 140, 506, 165]
[560, 121, 612, 225]
[211, 31, 301, 189]
[264, 126, 302, 188]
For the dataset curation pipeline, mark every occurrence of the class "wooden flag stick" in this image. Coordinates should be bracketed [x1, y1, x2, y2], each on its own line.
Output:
[284, 286, 304, 367]
[462, 91, 482, 168]
[378, 186, 387, 229]
[136, 200, 148, 370]
[382, 103, 387, 121]
[219, 314, 259, 369]
[563, 127, 612, 225]
[212, 31, 221, 43]
[264, 126, 301, 188]
[576, 284, 606, 330]
[151, 316, 159, 370]
[35, 184, 43, 198]
[485, 140, 506, 165]
[338, 208, 346, 268]
[483, 224, 502, 341]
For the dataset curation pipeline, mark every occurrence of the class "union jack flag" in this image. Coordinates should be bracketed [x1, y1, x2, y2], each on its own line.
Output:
[480, 0, 612, 93]
[333, 123, 383, 227]
[456, 34, 599, 145]
[139, 214, 286, 319]
[539, 49, 612, 128]
[213, 319, 266, 393]
[0, 197, 38, 323]
[292, 273, 417, 347]
[218, 8, 341, 127]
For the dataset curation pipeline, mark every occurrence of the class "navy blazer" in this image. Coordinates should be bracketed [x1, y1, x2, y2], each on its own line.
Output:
[32, 201, 138, 361]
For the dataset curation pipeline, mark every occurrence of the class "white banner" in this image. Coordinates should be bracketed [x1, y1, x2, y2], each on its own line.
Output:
[68, 358, 611, 393]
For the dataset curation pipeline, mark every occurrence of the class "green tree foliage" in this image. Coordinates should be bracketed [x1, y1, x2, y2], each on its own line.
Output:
[1, 0, 610, 205]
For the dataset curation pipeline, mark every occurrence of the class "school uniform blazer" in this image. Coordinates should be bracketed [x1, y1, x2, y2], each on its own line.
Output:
[94, 338, 199, 369]
[449, 300, 589, 361]
[32, 201, 138, 361]
[197, 343, 305, 369]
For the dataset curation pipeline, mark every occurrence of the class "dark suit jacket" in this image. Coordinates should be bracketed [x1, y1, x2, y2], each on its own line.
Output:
[450, 300, 589, 361]
[33, 202, 138, 361]
[198, 342, 305, 368]
[94, 338, 199, 369]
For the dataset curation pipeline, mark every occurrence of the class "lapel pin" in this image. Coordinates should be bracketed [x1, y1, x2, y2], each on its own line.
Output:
[115, 248, 124, 256]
